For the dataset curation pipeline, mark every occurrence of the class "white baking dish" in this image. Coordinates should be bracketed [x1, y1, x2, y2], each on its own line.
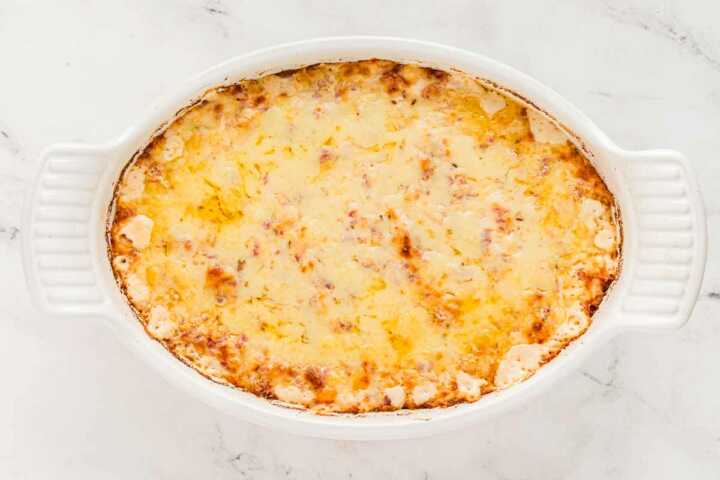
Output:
[21, 37, 706, 440]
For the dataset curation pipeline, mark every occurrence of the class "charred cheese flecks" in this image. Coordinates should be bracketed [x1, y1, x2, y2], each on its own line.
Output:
[108, 61, 620, 413]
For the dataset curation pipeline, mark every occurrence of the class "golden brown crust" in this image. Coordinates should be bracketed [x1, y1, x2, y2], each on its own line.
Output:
[108, 60, 621, 413]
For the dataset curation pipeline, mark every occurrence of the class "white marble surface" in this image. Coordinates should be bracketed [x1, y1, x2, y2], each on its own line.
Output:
[3, 0, 720, 478]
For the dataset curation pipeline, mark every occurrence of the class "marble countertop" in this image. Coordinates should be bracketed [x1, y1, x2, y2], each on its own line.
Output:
[3, 0, 720, 478]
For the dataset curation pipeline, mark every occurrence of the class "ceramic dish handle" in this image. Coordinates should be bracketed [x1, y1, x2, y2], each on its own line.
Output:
[23, 144, 112, 317]
[616, 149, 707, 330]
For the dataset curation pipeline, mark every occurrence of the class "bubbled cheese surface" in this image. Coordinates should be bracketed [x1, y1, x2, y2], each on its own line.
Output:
[109, 61, 620, 413]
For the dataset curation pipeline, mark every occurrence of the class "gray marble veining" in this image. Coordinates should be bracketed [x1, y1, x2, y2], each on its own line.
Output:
[2, 0, 720, 478]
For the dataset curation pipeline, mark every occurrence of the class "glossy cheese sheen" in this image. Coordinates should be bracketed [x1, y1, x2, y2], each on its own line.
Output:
[108, 61, 620, 413]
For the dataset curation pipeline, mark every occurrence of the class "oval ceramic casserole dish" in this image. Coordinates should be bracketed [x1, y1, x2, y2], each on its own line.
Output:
[22, 37, 706, 440]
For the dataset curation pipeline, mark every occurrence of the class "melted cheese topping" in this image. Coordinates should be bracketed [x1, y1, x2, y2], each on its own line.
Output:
[108, 61, 620, 413]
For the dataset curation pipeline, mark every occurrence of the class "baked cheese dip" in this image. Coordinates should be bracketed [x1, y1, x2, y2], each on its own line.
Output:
[108, 61, 620, 413]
